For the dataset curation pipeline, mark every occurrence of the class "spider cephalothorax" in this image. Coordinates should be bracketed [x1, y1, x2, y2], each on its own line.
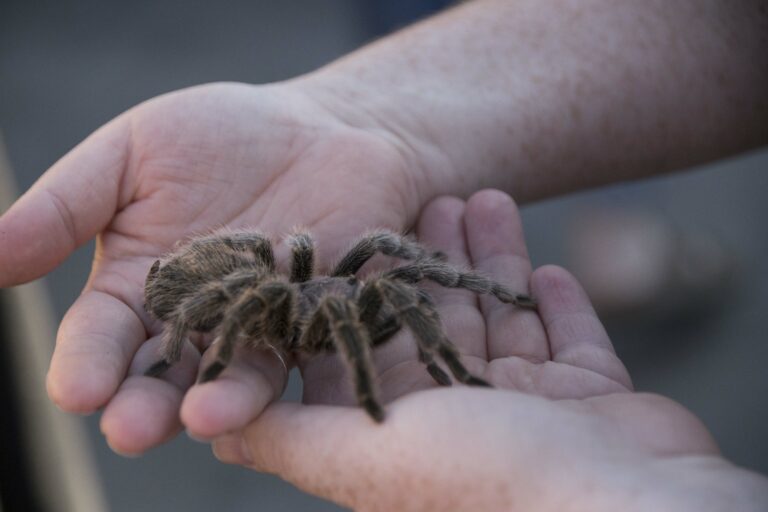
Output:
[144, 229, 537, 421]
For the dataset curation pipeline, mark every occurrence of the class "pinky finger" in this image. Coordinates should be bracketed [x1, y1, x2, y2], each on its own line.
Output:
[531, 265, 633, 390]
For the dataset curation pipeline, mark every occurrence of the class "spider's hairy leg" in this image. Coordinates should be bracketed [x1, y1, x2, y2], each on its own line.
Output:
[357, 280, 384, 324]
[220, 231, 276, 271]
[146, 284, 228, 377]
[409, 290, 452, 385]
[331, 230, 431, 277]
[321, 296, 385, 422]
[357, 280, 405, 346]
[368, 315, 402, 346]
[376, 279, 491, 387]
[258, 281, 295, 342]
[201, 230, 275, 272]
[286, 230, 314, 283]
[418, 347, 452, 387]
[181, 237, 250, 278]
[362, 279, 449, 383]
[187, 231, 273, 273]
[199, 280, 294, 383]
[296, 306, 331, 351]
[385, 260, 537, 309]
[198, 287, 267, 383]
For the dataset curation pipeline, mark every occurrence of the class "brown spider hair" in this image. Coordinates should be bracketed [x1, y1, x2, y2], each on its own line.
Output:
[144, 229, 536, 421]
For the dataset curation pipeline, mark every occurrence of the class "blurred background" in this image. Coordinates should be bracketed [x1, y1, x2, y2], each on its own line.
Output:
[1, 0, 766, 510]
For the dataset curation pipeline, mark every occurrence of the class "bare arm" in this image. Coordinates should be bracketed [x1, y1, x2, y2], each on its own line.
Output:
[301, 0, 768, 202]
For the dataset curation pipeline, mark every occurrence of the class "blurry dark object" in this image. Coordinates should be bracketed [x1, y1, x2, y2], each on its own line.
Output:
[0, 140, 106, 512]
[567, 209, 736, 326]
[0, 294, 45, 512]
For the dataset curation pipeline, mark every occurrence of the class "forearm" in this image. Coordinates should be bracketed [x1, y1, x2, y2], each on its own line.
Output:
[300, 0, 768, 202]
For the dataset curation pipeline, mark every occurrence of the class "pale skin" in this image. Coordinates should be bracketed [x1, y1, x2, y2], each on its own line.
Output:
[0, 0, 766, 509]
[213, 191, 768, 511]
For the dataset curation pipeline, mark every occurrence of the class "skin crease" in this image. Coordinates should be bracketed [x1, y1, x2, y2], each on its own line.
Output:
[211, 193, 768, 511]
[0, 0, 764, 509]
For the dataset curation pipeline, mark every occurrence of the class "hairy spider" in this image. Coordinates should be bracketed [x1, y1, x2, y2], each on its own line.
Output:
[144, 229, 537, 421]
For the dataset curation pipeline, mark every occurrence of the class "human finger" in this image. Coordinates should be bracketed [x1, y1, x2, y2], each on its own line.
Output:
[0, 117, 133, 286]
[98, 334, 199, 455]
[212, 388, 546, 511]
[180, 346, 289, 440]
[303, 197, 485, 404]
[464, 190, 548, 361]
[416, 195, 486, 359]
[46, 290, 147, 413]
[532, 265, 632, 389]
[212, 402, 373, 509]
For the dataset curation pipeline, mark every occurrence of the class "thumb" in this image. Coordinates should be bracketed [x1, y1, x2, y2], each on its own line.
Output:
[0, 115, 131, 286]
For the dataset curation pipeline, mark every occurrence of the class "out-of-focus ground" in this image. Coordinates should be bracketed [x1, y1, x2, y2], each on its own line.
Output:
[2, 1, 766, 510]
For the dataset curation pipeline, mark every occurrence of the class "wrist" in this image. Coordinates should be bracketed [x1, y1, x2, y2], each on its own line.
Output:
[289, 70, 457, 210]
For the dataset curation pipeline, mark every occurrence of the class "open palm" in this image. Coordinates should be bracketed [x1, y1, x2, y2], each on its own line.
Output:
[1, 82, 633, 453]
[1, 82, 422, 453]
[210, 192, 721, 511]
[300, 190, 632, 414]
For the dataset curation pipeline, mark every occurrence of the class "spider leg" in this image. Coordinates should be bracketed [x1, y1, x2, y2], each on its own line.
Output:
[376, 279, 491, 387]
[331, 230, 433, 277]
[384, 260, 537, 308]
[410, 289, 455, 385]
[227, 231, 276, 271]
[258, 281, 296, 342]
[344, 280, 400, 345]
[360, 279, 455, 386]
[198, 287, 267, 383]
[198, 231, 275, 271]
[368, 315, 402, 346]
[296, 307, 331, 351]
[357, 280, 407, 346]
[146, 284, 228, 377]
[417, 347, 452, 387]
[357, 279, 386, 325]
[321, 296, 385, 422]
[286, 230, 314, 282]
[182, 233, 264, 277]
[199, 280, 294, 383]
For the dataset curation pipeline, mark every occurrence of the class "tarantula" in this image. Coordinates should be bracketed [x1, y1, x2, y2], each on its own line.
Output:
[144, 229, 537, 422]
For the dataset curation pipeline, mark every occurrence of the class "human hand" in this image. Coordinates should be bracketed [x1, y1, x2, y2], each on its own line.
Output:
[297, 189, 633, 411]
[211, 191, 768, 511]
[0, 81, 428, 453]
[180, 188, 632, 446]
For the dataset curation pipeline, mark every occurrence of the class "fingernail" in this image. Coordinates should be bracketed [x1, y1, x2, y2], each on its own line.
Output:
[212, 433, 253, 466]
